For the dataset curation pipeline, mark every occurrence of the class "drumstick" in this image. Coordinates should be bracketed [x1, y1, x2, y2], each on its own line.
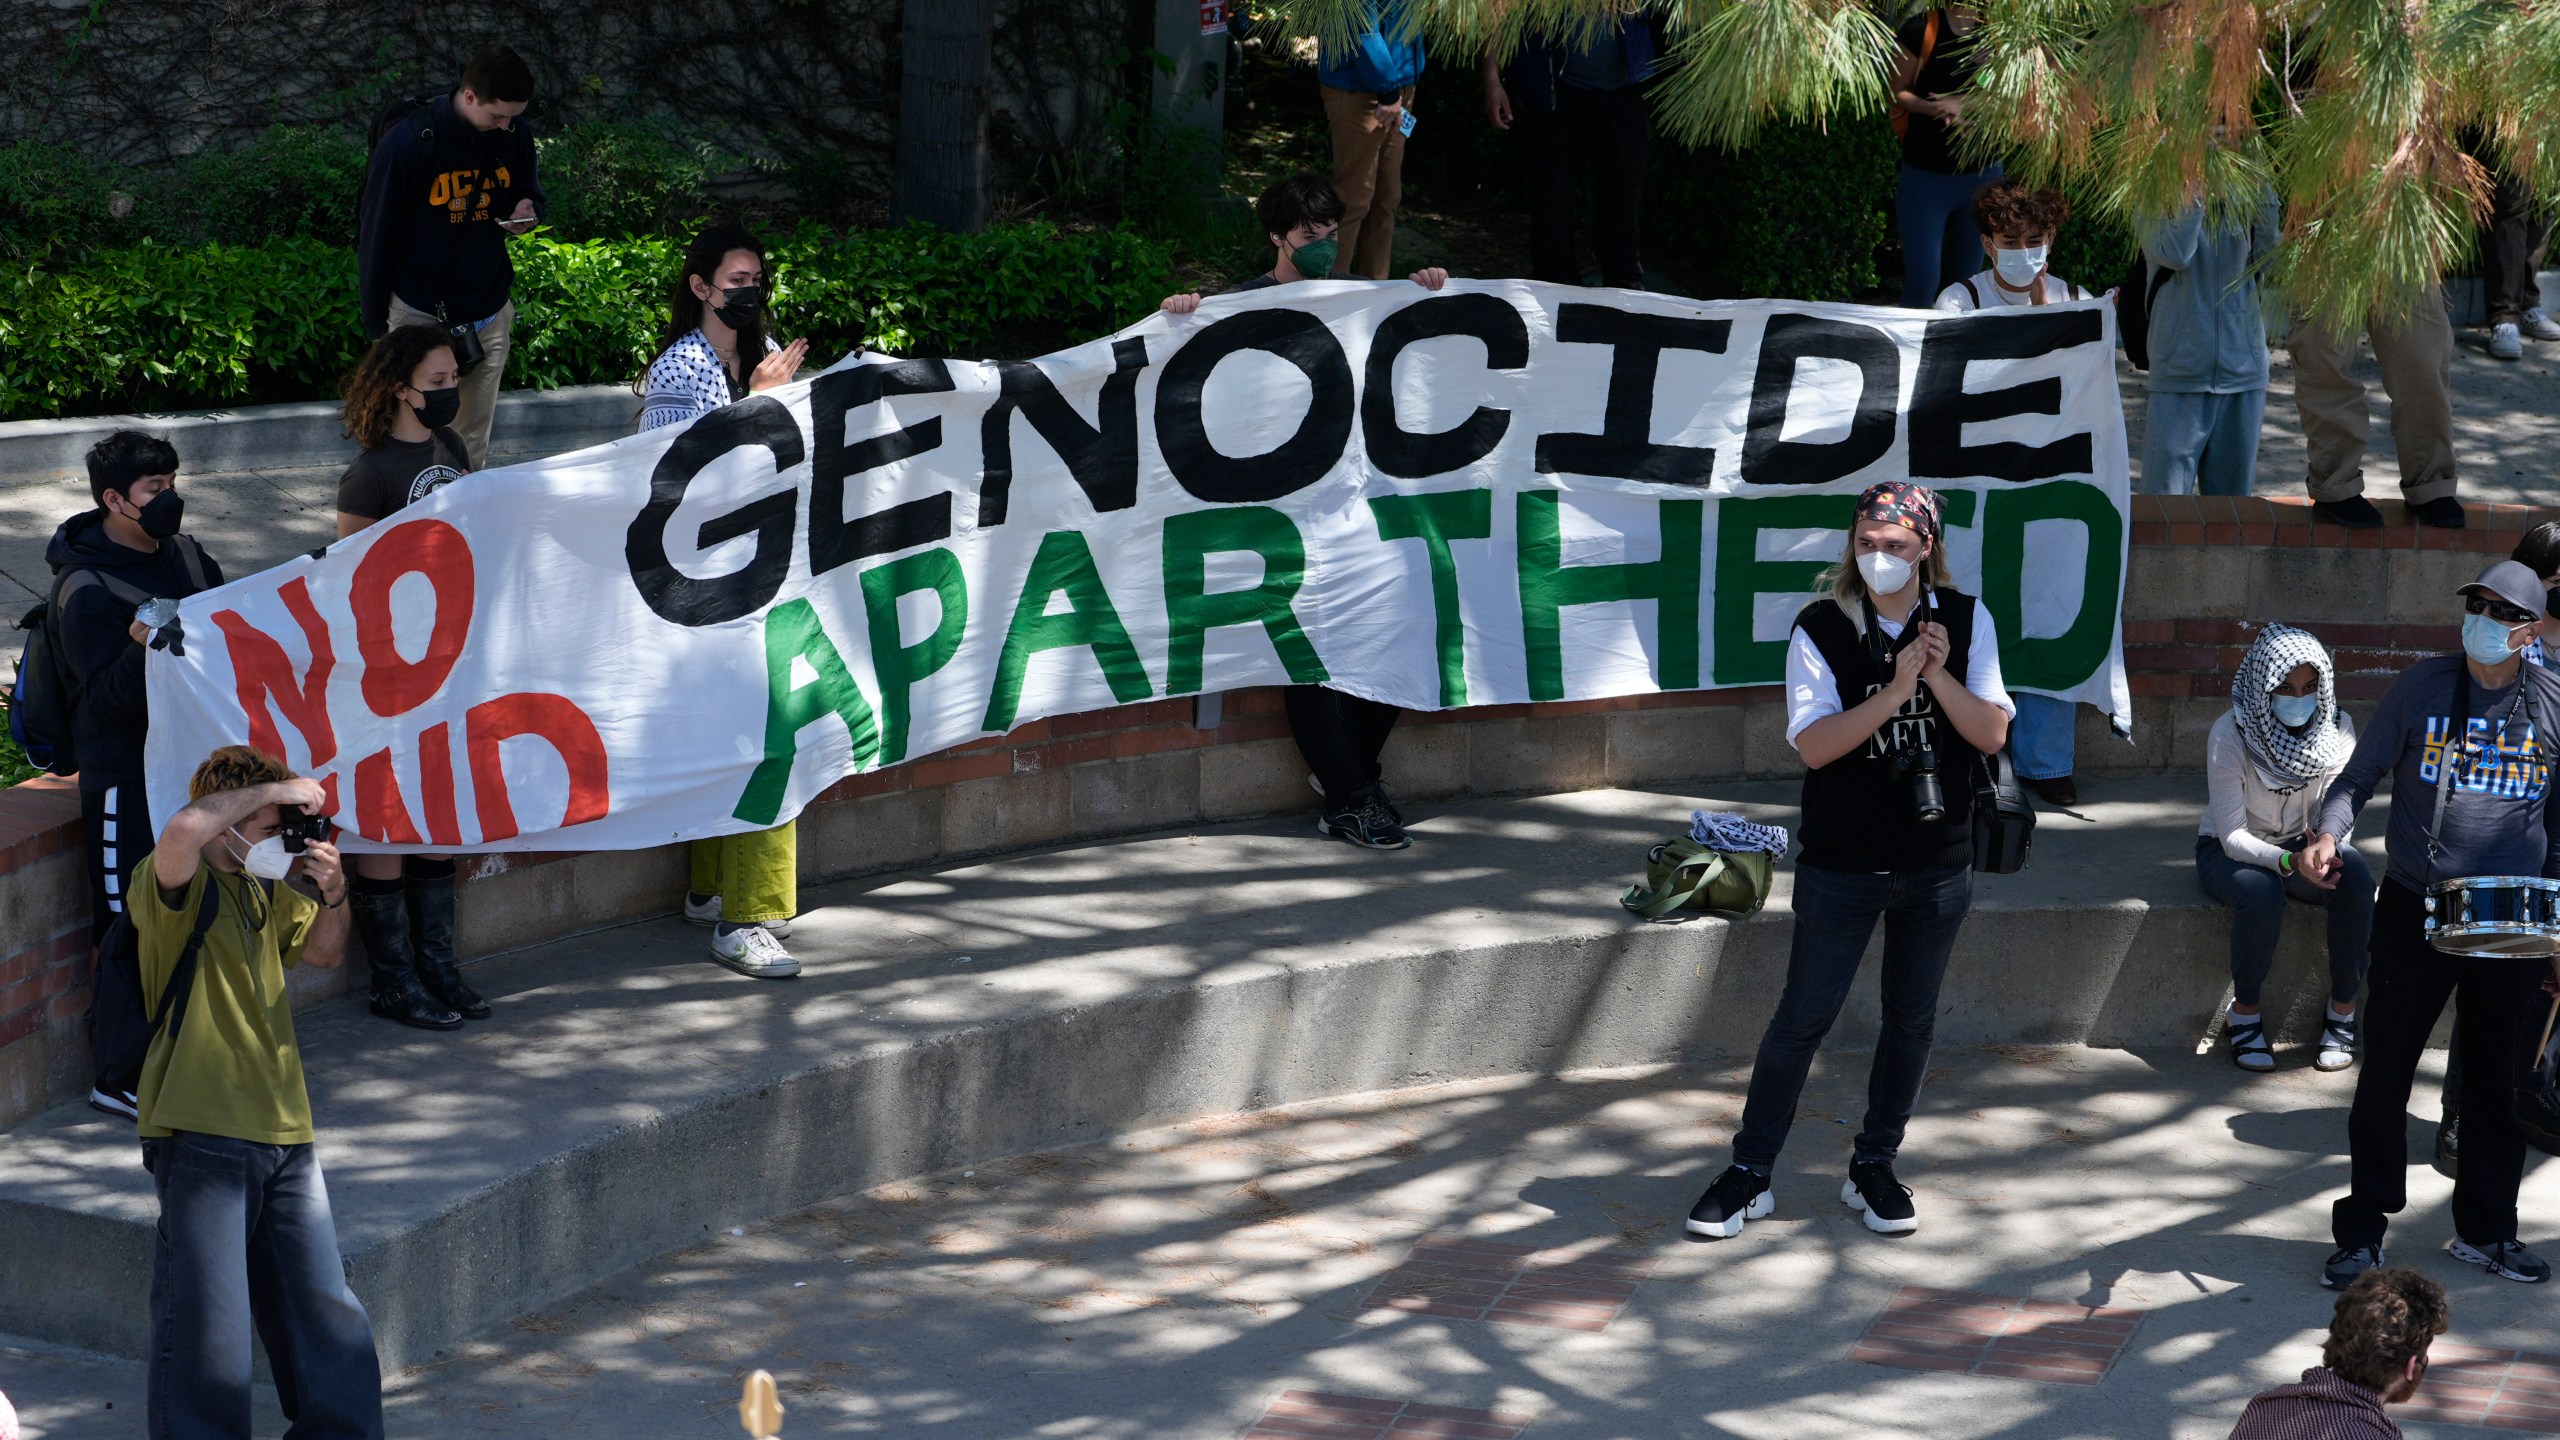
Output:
[2539, 994, 2560, 1064]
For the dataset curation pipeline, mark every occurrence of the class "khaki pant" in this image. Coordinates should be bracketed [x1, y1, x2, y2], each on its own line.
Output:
[2288, 298, 2458, 505]
[689, 820, 796, 926]
[384, 296, 515, 470]
[1322, 83, 1411, 280]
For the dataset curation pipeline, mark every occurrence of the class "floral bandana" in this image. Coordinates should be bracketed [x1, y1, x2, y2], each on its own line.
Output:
[2231, 624, 2354, 792]
[1856, 481, 1942, 544]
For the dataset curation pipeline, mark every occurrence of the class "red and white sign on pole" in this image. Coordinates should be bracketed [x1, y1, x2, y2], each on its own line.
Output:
[1200, 0, 1228, 36]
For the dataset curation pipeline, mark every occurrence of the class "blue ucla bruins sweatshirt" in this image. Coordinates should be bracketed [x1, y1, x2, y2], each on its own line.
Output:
[356, 91, 546, 336]
[2316, 653, 2560, 892]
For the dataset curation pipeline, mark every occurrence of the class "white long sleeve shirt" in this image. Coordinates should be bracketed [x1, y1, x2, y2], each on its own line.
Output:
[2198, 709, 2358, 871]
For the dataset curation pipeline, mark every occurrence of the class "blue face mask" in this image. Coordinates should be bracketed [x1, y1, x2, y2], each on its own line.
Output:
[2268, 692, 2319, 728]
[2463, 611, 2525, 666]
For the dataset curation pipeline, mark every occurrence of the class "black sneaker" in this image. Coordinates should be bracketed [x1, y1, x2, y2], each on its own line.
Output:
[87, 1086, 138, 1121]
[1318, 796, 1410, 850]
[1685, 1164, 1773, 1239]
[2323, 1244, 2385, 1289]
[2310, 496, 2385, 528]
[2410, 496, 2467, 528]
[2449, 1237, 2552, 1284]
[1843, 1159, 1919, 1235]
[2434, 1108, 2461, 1181]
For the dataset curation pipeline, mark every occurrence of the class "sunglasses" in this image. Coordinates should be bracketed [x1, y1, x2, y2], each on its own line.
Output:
[2465, 594, 2539, 627]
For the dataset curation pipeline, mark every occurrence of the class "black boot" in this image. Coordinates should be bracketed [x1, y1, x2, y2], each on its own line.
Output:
[404, 858, 489, 1020]
[351, 875, 462, 1031]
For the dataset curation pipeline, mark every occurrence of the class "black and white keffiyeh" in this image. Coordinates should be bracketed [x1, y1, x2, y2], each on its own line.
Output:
[1688, 810, 1790, 856]
[2231, 624, 2353, 791]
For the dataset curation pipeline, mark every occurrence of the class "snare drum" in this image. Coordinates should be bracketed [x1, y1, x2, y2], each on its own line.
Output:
[2424, 875, 2560, 958]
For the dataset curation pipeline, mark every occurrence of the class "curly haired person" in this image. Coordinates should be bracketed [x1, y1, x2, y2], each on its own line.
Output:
[2226, 1268, 2447, 1438]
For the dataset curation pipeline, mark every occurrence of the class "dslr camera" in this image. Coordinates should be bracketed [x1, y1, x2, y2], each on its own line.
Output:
[275, 806, 334, 854]
[1891, 732, 1946, 823]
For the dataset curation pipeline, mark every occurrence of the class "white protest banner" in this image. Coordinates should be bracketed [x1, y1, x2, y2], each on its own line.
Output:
[145, 281, 2131, 851]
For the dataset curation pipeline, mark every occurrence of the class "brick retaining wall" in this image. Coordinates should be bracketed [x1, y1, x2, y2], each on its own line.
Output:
[0, 490, 2547, 1126]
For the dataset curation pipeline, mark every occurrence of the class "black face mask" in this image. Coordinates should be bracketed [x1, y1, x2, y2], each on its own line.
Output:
[713, 284, 765, 331]
[130, 489, 185, 540]
[409, 385, 462, 430]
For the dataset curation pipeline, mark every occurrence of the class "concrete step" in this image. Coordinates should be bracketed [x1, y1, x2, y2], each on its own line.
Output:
[0, 776, 2394, 1369]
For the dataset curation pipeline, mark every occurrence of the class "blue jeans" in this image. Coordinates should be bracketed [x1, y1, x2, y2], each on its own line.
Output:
[1734, 861, 1974, 1170]
[2139, 387, 2268, 496]
[2009, 693, 2077, 782]
[1895, 164, 2001, 308]
[2192, 835, 2373, 1008]
[144, 1132, 382, 1440]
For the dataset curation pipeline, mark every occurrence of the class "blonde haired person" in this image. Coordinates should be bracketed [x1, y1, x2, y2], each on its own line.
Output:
[1686, 481, 2013, 1243]
[2199, 625, 2371, 1073]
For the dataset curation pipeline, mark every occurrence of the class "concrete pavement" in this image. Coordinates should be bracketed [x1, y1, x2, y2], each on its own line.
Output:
[0, 778, 2401, 1372]
[10, 1046, 2557, 1439]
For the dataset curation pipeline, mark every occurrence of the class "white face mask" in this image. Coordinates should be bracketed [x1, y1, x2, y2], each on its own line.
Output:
[228, 827, 294, 882]
[1858, 550, 1915, 596]
[1993, 245, 2048, 288]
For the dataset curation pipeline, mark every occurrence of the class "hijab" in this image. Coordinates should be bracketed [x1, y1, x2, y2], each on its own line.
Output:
[2231, 624, 2354, 791]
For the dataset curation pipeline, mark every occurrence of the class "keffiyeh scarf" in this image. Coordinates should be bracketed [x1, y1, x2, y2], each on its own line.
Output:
[2232, 624, 2354, 792]
[1688, 811, 1791, 856]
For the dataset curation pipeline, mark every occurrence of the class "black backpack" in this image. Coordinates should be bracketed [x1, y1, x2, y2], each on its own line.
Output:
[2115, 256, 2177, 371]
[7, 537, 213, 776]
[89, 879, 221, 1106]
[368, 90, 446, 158]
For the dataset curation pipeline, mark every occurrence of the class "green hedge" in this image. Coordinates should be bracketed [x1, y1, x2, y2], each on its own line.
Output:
[0, 222, 1177, 421]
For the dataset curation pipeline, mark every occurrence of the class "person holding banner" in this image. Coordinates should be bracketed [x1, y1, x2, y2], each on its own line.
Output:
[1164, 174, 1447, 849]
[1688, 481, 2012, 1241]
[334, 326, 483, 1031]
[1932, 179, 2093, 805]
[2301, 560, 2560, 1288]
[642, 224, 808, 977]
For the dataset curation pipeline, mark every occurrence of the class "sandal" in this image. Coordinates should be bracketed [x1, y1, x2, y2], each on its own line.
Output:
[2227, 1015, 2275, 1072]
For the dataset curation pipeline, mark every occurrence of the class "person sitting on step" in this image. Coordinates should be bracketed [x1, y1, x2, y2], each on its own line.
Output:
[2198, 624, 2372, 1074]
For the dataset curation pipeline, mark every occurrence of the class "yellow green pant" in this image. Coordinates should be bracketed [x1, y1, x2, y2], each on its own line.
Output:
[689, 821, 796, 925]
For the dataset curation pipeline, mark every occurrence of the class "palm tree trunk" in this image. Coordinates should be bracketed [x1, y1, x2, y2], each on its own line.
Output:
[892, 0, 997, 232]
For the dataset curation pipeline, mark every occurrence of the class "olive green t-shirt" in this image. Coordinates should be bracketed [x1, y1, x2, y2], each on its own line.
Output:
[132, 854, 320, 1145]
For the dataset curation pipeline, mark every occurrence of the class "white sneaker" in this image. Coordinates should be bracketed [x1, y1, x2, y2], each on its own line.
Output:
[709, 924, 801, 979]
[2491, 322, 2524, 360]
[683, 893, 789, 938]
[88, 1087, 138, 1121]
[2524, 307, 2560, 341]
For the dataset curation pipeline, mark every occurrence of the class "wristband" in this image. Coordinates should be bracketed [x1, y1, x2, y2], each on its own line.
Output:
[2279, 851, 2295, 876]
[320, 888, 347, 909]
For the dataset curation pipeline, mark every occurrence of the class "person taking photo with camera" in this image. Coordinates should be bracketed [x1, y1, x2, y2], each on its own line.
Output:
[134, 745, 381, 1439]
[1687, 481, 2012, 1241]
